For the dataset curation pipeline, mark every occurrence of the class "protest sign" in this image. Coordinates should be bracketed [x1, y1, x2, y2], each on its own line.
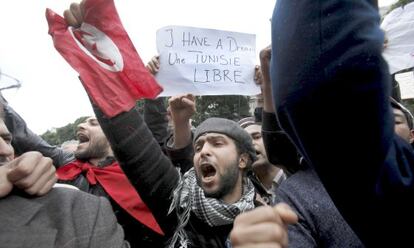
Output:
[155, 25, 259, 96]
[395, 71, 414, 99]
[381, 2, 414, 74]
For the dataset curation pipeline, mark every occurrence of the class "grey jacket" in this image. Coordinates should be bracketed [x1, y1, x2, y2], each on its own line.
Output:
[0, 187, 128, 248]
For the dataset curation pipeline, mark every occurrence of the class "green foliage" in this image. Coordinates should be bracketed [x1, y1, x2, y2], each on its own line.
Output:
[388, 0, 414, 13]
[40, 116, 88, 146]
[192, 95, 251, 126]
[402, 99, 414, 115]
[136, 99, 145, 114]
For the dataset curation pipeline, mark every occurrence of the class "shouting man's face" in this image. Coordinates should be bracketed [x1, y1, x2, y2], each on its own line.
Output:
[193, 133, 244, 200]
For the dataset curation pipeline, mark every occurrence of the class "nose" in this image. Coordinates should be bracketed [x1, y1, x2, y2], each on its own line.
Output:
[199, 143, 212, 158]
[77, 121, 87, 131]
[0, 139, 14, 162]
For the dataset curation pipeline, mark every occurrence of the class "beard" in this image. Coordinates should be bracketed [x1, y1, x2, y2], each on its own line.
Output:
[196, 158, 240, 199]
[74, 137, 110, 162]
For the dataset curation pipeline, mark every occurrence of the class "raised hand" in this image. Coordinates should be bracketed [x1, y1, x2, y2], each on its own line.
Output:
[168, 94, 196, 149]
[146, 55, 160, 75]
[230, 203, 298, 248]
[168, 94, 196, 125]
[63, 1, 85, 27]
[259, 45, 275, 113]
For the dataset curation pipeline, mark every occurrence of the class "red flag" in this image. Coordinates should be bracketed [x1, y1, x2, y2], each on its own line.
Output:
[46, 0, 162, 117]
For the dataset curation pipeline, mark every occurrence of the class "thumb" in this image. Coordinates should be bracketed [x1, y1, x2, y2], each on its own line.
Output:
[274, 203, 298, 225]
[0, 164, 13, 198]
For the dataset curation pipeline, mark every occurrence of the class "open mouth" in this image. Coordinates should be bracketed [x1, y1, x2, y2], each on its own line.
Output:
[201, 163, 217, 179]
[77, 133, 90, 144]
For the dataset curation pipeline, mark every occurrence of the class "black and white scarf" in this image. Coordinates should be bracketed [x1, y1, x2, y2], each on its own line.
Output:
[168, 168, 256, 248]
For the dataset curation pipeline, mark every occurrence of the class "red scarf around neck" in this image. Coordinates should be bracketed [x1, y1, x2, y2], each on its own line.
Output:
[56, 160, 164, 235]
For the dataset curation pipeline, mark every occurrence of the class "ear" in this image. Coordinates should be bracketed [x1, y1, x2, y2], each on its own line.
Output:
[238, 153, 249, 169]
[409, 130, 414, 144]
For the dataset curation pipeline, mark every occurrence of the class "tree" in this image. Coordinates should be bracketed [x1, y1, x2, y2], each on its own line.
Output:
[41, 116, 88, 146]
[402, 99, 414, 116]
[192, 95, 251, 126]
[389, 0, 414, 12]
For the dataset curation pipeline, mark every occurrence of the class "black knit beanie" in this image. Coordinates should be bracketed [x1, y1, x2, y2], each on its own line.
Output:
[194, 117, 257, 162]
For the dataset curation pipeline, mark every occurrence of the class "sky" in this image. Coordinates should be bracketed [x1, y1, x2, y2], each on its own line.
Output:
[0, 0, 397, 135]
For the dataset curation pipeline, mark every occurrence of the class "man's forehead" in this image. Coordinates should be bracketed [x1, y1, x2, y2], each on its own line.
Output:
[244, 124, 262, 134]
[194, 132, 230, 142]
[393, 108, 406, 118]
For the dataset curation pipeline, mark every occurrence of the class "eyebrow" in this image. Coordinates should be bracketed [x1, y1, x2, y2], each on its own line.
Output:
[194, 134, 226, 145]
[88, 118, 99, 124]
[250, 131, 261, 136]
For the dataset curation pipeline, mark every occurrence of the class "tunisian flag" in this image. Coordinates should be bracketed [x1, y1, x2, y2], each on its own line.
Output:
[46, 0, 163, 117]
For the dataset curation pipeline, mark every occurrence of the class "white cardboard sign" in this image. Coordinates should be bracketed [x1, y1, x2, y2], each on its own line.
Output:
[395, 71, 414, 99]
[381, 2, 414, 74]
[155, 26, 259, 96]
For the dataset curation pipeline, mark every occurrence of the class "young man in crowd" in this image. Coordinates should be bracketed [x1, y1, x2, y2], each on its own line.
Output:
[238, 117, 286, 204]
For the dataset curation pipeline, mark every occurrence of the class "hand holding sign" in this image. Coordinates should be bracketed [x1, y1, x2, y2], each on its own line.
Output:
[156, 26, 260, 96]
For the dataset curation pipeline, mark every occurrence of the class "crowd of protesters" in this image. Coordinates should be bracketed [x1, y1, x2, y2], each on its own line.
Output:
[1, 0, 414, 247]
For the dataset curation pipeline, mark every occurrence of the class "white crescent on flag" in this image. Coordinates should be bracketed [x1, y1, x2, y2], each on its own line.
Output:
[69, 23, 124, 72]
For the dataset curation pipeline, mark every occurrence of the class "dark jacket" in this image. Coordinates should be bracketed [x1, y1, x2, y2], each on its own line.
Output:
[271, 0, 414, 246]
[94, 104, 262, 248]
[165, 133, 194, 174]
[275, 167, 363, 247]
[261, 111, 301, 175]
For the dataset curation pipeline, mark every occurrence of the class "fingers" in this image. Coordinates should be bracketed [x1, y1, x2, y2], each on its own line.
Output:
[63, 2, 84, 28]
[230, 204, 297, 248]
[185, 93, 195, 102]
[234, 205, 283, 226]
[6, 153, 39, 183]
[146, 56, 160, 75]
[181, 94, 196, 108]
[254, 65, 263, 85]
[64, 9, 80, 28]
[230, 221, 288, 247]
[259, 45, 272, 62]
[70, 3, 84, 24]
[168, 95, 181, 107]
[7, 152, 57, 196]
[274, 203, 299, 225]
[36, 173, 58, 196]
[169, 94, 195, 109]
[233, 244, 283, 248]
[0, 165, 13, 198]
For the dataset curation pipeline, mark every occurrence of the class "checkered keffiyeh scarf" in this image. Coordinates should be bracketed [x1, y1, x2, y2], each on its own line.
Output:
[167, 168, 256, 248]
